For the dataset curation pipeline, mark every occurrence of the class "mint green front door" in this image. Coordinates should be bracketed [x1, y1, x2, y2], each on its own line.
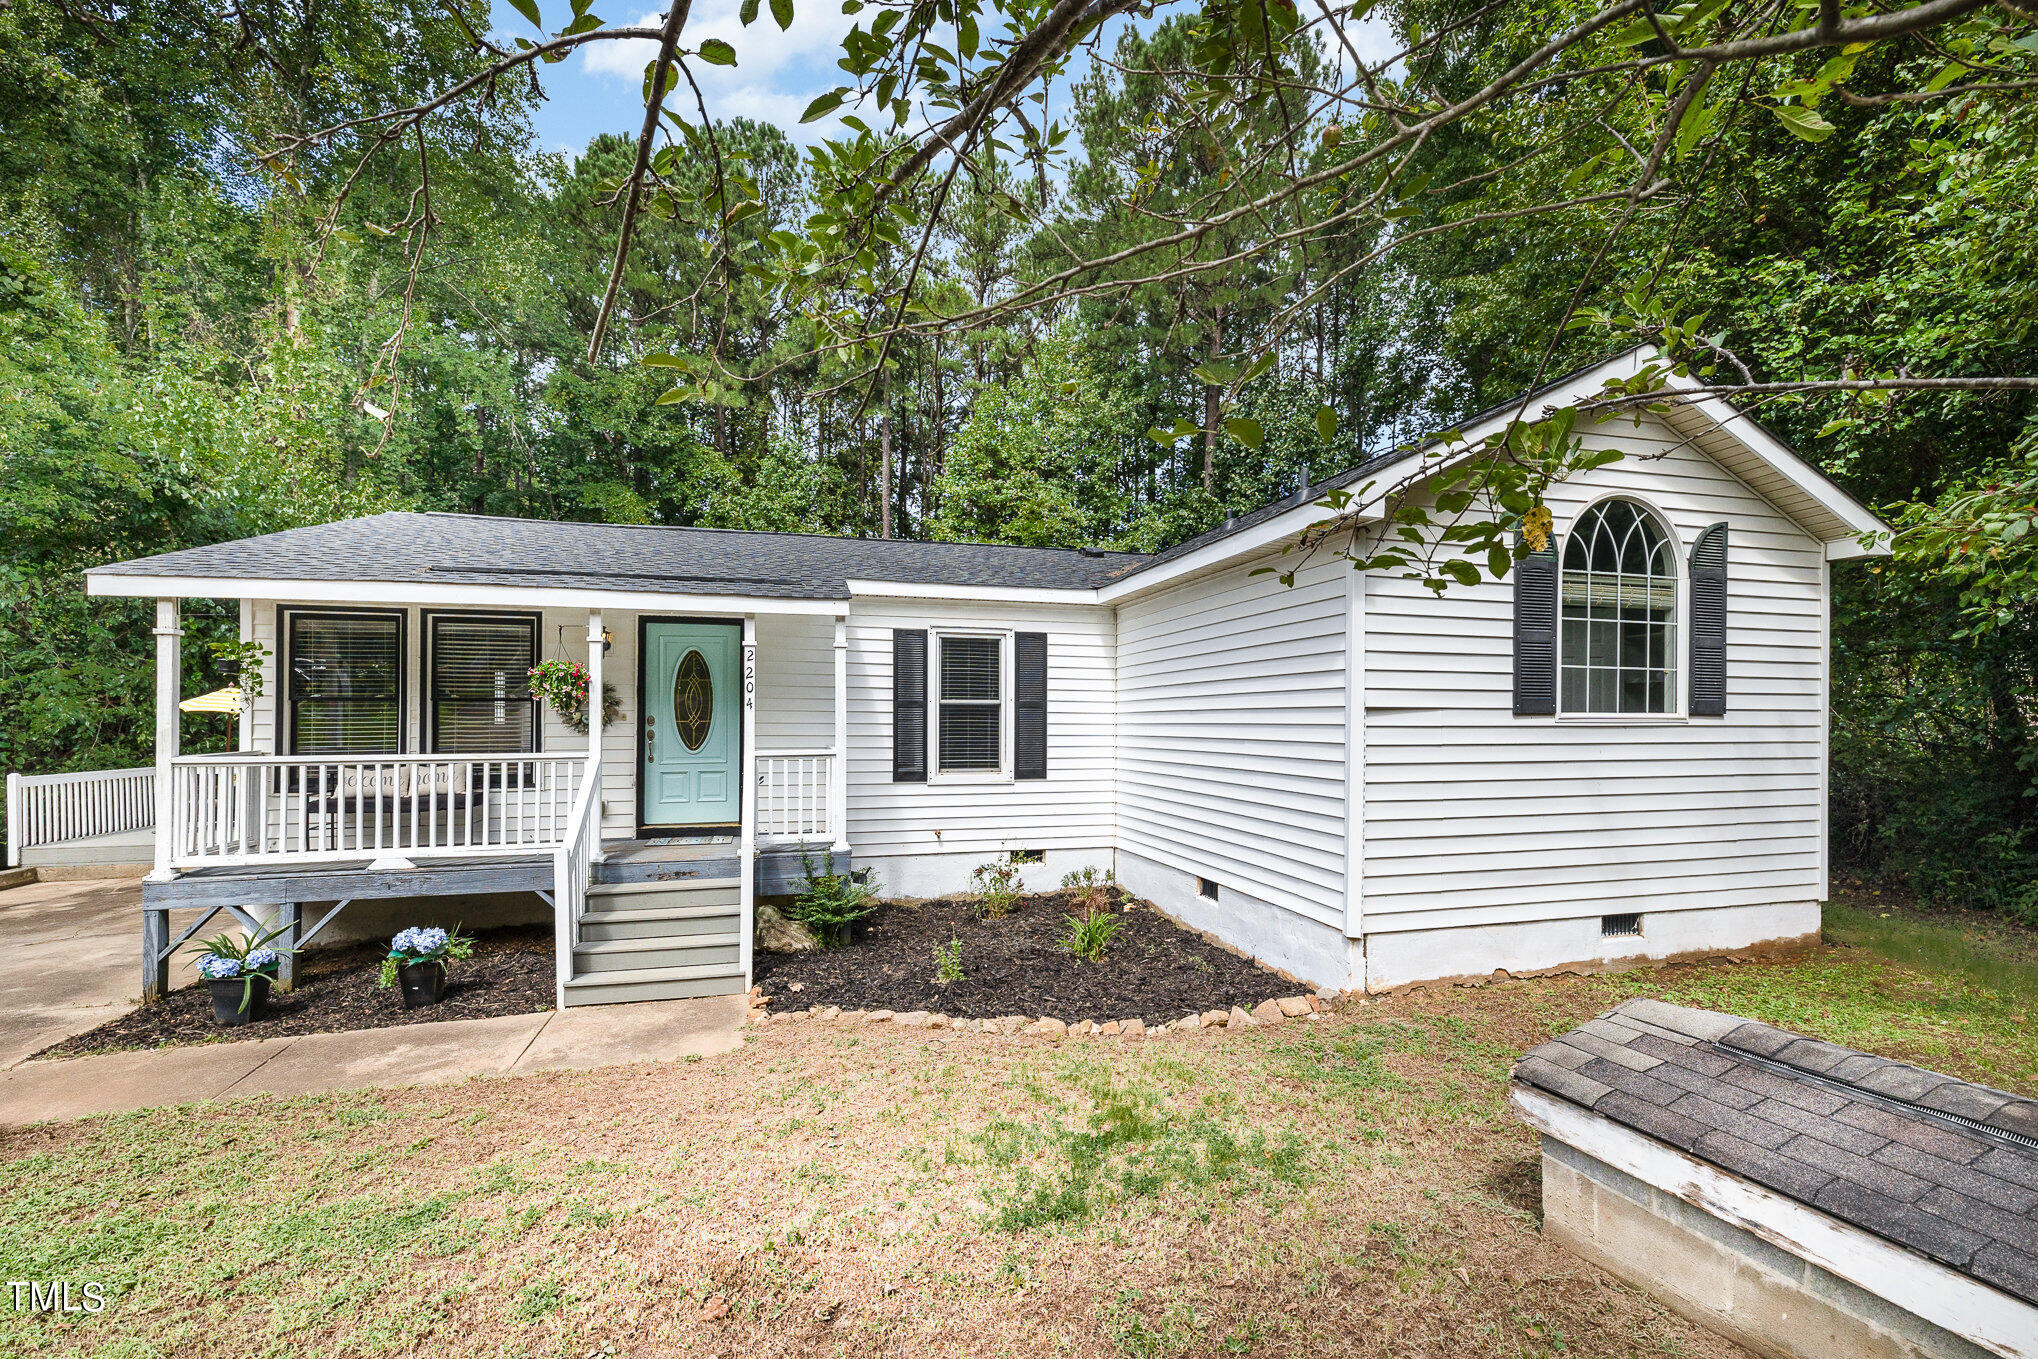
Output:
[641, 621, 741, 828]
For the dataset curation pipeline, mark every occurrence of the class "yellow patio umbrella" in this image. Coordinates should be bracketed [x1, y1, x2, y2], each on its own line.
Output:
[179, 686, 244, 715]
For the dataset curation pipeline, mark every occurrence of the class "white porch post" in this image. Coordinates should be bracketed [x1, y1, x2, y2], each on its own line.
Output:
[739, 617, 757, 987]
[236, 598, 255, 751]
[585, 609, 604, 861]
[832, 615, 849, 855]
[148, 598, 181, 882]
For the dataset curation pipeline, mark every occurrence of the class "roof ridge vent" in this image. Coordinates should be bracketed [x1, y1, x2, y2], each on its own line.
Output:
[1078, 546, 1106, 558]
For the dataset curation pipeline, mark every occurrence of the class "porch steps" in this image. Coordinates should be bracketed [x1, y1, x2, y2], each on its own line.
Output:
[562, 963, 750, 1006]
[563, 877, 745, 1006]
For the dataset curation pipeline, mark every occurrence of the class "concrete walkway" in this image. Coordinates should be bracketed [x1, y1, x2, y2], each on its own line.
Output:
[0, 877, 746, 1126]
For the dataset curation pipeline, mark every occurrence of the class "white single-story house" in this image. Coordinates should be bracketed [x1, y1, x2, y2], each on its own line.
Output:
[73, 347, 1889, 1007]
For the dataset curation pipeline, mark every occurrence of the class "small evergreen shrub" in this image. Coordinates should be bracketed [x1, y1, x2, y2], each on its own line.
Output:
[789, 858, 878, 946]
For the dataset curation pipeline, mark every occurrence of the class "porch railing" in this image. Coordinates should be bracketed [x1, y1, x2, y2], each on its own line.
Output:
[552, 756, 602, 1007]
[754, 749, 838, 841]
[6, 766, 155, 865]
[167, 752, 588, 868]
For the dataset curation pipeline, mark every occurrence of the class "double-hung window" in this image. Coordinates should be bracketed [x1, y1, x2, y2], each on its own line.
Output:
[935, 632, 1005, 775]
[426, 612, 540, 753]
[286, 610, 405, 755]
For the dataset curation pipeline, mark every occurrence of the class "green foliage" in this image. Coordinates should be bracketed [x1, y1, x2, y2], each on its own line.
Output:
[789, 861, 879, 946]
[1060, 905, 1121, 964]
[969, 860, 1023, 918]
[930, 324, 1141, 549]
[933, 934, 965, 984]
[207, 639, 271, 704]
[974, 1076, 1310, 1232]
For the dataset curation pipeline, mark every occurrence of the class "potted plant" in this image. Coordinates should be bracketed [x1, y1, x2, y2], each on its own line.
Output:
[189, 926, 291, 1026]
[377, 926, 475, 1008]
[528, 658, 622, 735]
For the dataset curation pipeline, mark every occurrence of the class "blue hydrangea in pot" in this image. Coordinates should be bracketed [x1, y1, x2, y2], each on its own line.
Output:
[378, 926, 475, 1008]
[189, 927, 291, 1027]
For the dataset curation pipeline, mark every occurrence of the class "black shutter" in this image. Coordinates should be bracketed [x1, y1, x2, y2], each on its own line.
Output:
[892, 629, 928, 781]
[1015, 632, 1047, 780]
[1689, 522, 1728, 717]
[1512, 543, 1559, 716]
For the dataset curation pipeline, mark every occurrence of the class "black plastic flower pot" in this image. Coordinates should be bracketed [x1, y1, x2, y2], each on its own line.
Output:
[208, 974, 271, 1027]
[397, 960, 447, 1009]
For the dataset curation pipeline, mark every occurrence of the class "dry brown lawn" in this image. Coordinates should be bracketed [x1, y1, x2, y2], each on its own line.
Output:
[5, 902, 2034, 1359]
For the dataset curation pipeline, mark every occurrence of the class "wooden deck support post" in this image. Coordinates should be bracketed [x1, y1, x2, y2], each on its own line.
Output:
[142, 906, 170, 1003]
[275, 901, 300, 990]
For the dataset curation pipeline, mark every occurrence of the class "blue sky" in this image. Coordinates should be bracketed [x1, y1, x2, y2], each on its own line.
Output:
[494, 2, 1400, 161]
[496, 0, 899, 158]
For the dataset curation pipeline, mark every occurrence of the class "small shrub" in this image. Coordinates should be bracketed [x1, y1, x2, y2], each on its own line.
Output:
[790, 857, 879, 946]
[1061, 905, 1121, 963]
[1060, 865, 1116, 915]
[971, 860, 1024, 918]
[934, 934, 966, 984]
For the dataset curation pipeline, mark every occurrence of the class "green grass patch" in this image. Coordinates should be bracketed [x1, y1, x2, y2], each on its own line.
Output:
[974, 1074, 1309, 1232]
[1583, 902, 2038, 1093]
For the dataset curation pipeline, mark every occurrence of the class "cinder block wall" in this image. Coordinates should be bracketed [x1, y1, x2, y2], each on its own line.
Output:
[1540, 1137, 1995, 1359]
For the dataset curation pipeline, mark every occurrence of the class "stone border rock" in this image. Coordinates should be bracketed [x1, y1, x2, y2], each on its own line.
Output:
[744, 988, 1339, 1035]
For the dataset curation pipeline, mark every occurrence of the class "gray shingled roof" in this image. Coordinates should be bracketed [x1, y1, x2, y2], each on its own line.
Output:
[1514, 998, 2038, 1304]
[86, 512, 1151, 599]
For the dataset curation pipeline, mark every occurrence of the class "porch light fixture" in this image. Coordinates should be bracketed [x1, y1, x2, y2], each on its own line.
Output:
[601, 628, 614, 653]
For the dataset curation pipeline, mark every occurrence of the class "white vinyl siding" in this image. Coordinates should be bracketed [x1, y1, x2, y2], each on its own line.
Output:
[245, 604, 838, 843]
[846, 599, 1114, 857]
[1115, 553, 1349, 928]
[1361, 411, 1826, 935]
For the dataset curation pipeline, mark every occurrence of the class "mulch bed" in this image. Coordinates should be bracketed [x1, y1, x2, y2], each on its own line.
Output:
[753, 891, 1298, 1024]
[38, 925, 555, 1059]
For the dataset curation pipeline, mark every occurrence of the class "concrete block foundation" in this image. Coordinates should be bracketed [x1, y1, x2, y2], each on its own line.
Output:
[1541, 1137, 1998, 1359]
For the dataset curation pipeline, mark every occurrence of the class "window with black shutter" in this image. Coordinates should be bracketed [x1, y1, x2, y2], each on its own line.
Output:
[937, 633, 1003, 773]
[427, 613, 539, 753]
[286, 610, 406, 754]
[1688, 523, 1729, 716]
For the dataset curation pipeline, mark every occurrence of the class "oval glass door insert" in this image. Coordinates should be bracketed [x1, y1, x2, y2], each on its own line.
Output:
[674, 649, 713, 750]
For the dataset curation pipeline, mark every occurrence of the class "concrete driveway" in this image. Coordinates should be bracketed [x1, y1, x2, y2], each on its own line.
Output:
[0, 876, 748, 1125]
[0, 877, 207, 1068]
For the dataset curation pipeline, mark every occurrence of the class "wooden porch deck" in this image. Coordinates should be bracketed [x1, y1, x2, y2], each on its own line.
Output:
[137, 840, 850, 1002]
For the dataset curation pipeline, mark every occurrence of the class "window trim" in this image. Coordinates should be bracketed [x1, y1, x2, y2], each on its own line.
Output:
[281, 606, 409, 756]
[420, 609, 543, 756]
[1555, 494, 1689, 723]
[930, 628, 1013, 782]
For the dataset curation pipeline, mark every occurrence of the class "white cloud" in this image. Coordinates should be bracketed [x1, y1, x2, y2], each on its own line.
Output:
[579, 2, 858, 142]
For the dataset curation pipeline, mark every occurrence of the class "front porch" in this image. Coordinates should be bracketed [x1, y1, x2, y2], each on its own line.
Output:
[131, 601, 854, 1008]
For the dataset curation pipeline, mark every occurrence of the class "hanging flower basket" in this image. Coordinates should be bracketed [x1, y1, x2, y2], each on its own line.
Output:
[529, 660, 622, 735]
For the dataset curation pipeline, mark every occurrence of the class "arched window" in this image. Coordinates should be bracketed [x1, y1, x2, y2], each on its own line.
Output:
[1561, 499, 1678, 714]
